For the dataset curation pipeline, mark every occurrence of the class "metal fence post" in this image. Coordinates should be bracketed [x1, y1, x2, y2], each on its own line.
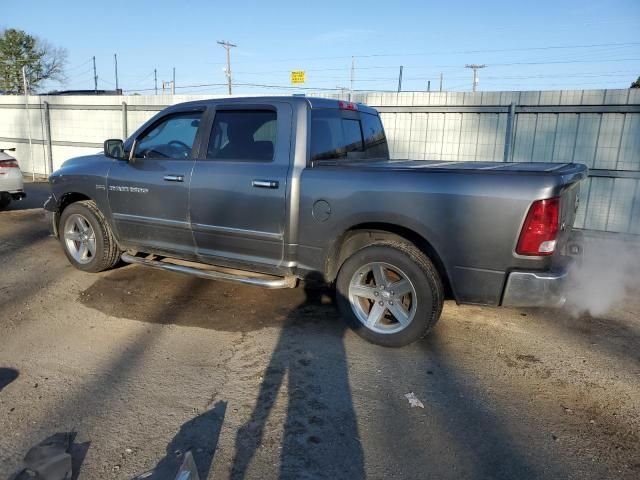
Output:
[503, 102, 516, 162]
[43, 101, 54, 174]
[122, 101, 128, 139]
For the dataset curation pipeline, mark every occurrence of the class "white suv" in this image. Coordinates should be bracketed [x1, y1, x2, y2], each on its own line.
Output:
[0, 148, 26, 210]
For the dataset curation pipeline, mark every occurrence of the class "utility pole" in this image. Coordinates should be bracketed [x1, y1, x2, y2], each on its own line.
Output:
[21, 66, 34, 180]
[350, 56, 355, 100]
[154, 68, 158, 95]
[397, 65, 403, 92]
[114, 54, 119, 92]
[465, 64, 486, 92]
[439, 73, 443, 92]
[217, 40, 237, 95]
[92, 56, 98, 93]
[427, 80, 431, 92]
[162, 80, 175, 95]
[172, 67, 176, 95]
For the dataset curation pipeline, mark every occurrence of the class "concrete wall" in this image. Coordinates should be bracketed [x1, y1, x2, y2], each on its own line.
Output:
[1, 89, 638, 235]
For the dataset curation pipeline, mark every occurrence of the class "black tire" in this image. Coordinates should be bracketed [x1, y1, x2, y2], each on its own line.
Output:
[58, 200, 121, 273]
[336, 241, 444, 347]
[0, 193, 11, 210]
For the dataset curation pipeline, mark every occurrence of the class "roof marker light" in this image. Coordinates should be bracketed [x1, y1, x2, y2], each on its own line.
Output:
[338, 101, 358, 111]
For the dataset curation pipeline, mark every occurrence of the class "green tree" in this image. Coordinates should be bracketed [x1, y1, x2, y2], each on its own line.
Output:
[631, 76, 640, 88]
[0, 28, 67, 94]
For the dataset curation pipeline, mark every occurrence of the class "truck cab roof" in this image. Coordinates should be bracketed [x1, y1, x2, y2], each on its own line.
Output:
[162, 96, 380, 116]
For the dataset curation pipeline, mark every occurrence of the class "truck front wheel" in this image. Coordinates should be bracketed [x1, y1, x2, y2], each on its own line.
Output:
[58, 200, 120, 273]
[336, 241, 444, 347]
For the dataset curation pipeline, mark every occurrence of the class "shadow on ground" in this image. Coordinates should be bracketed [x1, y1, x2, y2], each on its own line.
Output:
[80, 265, 324, 333]
[0, 367, 19, 392]
[137, 401, 227, 479]
[230, 284, 365, 479]
[519, 304, 640, 366]
[82, 269, 365, 479]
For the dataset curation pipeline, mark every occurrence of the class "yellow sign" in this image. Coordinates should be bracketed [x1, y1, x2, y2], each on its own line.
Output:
[291, 70, 305, 84]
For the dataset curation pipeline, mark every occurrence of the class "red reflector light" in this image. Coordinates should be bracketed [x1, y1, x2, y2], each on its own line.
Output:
[338, 101, 358, 111]
[516, 197, 560, 256]
[0, 160, 19, 169]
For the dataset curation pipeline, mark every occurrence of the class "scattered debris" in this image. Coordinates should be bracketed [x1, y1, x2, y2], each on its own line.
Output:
[13, 432, 74, 480]
[516, 354, 541, 363]
[404, 392, 424, 409]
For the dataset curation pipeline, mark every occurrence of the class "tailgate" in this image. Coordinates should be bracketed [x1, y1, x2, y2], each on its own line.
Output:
[556, 167, 587, 252]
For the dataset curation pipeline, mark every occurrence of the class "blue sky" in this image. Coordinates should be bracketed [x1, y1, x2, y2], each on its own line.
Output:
[3, 0, 639, 94]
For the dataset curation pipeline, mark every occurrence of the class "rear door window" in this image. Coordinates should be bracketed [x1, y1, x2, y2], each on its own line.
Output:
[206, 110, 277, 161]
[360, 111, 389, 158]
[310, 109, 389, 162]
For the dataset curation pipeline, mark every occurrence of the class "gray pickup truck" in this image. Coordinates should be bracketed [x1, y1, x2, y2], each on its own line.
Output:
[45, 96, 587, 346]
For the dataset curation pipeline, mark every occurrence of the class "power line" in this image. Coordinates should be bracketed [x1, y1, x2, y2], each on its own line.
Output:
[228, 41, 640, 66]
[65, 58, 93, 72]
[232, 56, 640, 78]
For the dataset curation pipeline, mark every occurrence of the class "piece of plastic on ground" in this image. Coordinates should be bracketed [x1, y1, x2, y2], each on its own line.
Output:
[174, 451, 200, 480]
[404, 392, 425, 408]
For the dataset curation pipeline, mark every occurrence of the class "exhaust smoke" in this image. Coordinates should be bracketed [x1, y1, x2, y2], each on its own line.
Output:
[564, 234, 640, 317]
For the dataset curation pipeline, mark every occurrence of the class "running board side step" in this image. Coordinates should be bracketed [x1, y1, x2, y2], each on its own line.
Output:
[121, 253, 298, 289]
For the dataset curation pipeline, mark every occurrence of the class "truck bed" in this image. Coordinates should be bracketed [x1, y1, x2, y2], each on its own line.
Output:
[316, 159, 588, 177]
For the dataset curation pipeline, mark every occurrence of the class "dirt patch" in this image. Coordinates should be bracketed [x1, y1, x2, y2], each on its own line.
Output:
[79, 265, 339, 333]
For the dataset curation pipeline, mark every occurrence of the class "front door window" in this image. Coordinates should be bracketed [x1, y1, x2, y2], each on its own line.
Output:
[134, 112, 203, 159]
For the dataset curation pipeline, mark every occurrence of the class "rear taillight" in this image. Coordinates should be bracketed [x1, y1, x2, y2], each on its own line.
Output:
[516, 197, 560, 256]
[0, 160, 19, 169]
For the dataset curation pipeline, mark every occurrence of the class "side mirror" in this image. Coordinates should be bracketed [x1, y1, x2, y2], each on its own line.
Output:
[104, 139, 126, 160]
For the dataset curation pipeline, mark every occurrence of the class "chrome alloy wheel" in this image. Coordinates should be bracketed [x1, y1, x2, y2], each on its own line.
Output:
[348, 262, 418, 334]
[63, 213, 97, 264]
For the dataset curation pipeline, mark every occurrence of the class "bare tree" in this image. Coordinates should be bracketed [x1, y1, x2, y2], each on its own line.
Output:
[0, 28, 68, 93]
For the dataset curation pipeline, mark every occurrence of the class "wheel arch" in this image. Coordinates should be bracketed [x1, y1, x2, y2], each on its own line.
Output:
[57, 191, 93, 213]
[48, 192, 94, 238]
[325, 222, 455, 300]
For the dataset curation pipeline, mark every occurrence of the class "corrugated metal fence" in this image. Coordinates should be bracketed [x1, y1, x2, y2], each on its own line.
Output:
[0, 89, 638, 235]
[342, 90, 640, 235]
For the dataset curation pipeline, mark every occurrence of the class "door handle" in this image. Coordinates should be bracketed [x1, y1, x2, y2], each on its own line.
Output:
[252, 179, 279, 189]
[164, 174, 184, 182]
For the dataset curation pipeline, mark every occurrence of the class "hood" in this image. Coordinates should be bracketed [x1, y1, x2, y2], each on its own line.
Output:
[60, 153, 105, 169]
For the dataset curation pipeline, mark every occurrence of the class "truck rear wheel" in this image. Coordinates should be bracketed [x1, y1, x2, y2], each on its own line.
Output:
[58, 200, 120, 273]
[336, 241, 444, 347]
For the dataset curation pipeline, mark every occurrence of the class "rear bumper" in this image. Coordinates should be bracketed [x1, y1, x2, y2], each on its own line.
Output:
[10, 190, 26, 200]
[501, 264, 570, 308]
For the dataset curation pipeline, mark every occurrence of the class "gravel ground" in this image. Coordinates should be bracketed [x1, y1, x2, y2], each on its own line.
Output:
[0, 183, 639, 479]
